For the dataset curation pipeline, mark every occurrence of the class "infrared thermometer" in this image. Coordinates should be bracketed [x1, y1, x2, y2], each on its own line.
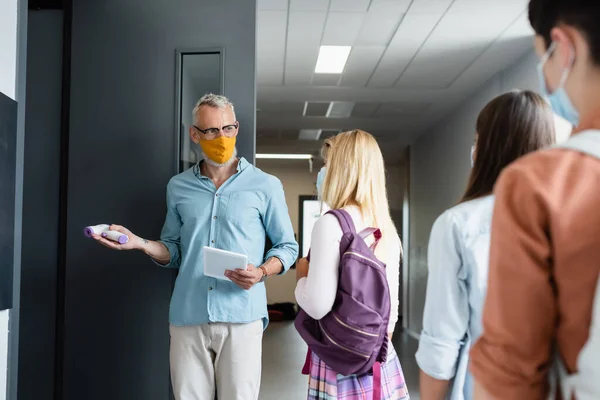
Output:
[84, 224, 129, 244]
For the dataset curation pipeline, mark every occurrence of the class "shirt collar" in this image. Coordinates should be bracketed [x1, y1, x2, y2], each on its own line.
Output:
[237, 157, 249, 172]
[193, 157, 249, 179]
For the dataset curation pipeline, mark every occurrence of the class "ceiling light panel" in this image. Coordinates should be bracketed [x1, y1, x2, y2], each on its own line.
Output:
[315, 46, 352, 74]
[256, 153, 313, 159]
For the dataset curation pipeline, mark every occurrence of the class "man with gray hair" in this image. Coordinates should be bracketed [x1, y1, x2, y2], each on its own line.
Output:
[92, 93, 299, 399]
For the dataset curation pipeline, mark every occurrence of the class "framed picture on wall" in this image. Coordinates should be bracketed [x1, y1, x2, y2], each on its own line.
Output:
[298, 195, 330, 259]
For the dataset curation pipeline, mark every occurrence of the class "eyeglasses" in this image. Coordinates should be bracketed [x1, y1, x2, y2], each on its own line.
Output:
[194, 122, 239, 139]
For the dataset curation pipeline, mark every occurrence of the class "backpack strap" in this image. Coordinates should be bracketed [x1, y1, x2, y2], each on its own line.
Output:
[358, 227, 382, 250]
[372, 362, 382, 400]
[570, 273, 600, 400]
[326, 209, 357, 235]
[301, 348, 312, 375]
[557, 130, 600, 159]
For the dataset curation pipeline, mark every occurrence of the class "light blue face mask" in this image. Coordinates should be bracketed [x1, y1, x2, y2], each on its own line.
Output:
[316, 167, 326, 196]
[537, 42, 580, 126]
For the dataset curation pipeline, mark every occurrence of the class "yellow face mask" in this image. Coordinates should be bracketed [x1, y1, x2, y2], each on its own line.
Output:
[199, 136, 237, 165]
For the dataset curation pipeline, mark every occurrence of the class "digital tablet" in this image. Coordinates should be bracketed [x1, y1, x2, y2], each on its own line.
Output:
[202, 246, 248, 281]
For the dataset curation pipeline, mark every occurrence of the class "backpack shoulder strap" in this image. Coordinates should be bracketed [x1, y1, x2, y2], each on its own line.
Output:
[558, 130, 600, 159]
[358, 227, 382, 250]
[572, 273, 600, 400]
[326, 209, 356, 235]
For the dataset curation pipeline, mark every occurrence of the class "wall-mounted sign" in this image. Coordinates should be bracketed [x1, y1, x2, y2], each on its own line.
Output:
[298, 196, 329, 259]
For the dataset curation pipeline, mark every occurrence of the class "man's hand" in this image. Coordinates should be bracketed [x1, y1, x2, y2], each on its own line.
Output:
[91, 224, 140, 251]
[225, 264, 262, 290]
[296, 257, 309, 281]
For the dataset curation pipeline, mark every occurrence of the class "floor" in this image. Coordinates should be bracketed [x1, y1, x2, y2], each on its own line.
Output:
[260, 322, 420, 400]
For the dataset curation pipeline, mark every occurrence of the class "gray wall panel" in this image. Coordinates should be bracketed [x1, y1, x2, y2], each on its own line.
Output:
[64, 1, 256, 398]
[18, 10, 63, 400]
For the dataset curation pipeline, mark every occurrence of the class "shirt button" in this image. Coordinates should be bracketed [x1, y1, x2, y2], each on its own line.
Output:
[213, 216, 217, 220]
[208, 287, 213, 291]
[215, 194, 219, 197]
[211, 240, 215, 244]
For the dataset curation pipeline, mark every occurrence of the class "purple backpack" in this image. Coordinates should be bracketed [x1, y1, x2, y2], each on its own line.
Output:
[295, 209, 391, 397]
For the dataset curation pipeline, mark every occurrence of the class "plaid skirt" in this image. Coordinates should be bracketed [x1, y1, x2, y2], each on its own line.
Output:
[307, 346, 410, 400]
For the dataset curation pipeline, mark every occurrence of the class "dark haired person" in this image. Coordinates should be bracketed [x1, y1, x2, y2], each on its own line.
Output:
[415, 91, 556, 400]
[471, 1, 600, 399]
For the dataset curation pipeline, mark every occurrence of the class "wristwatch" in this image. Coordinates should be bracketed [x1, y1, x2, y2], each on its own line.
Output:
[259, 266, 268, 283]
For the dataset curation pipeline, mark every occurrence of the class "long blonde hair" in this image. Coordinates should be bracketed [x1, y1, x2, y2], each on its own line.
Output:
[320, 130, 401, 259]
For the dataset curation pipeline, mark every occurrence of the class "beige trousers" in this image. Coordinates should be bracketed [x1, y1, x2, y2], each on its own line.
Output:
[169, 320, 263, 400]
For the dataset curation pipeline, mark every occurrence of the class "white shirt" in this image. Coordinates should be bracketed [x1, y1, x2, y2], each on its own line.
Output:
[294, 205, 401, 333]
[415, 195, 494, 400]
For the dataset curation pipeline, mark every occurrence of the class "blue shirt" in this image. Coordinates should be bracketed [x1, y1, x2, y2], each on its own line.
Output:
[156, 157, 299, 328]
[415, 195, 494, 400]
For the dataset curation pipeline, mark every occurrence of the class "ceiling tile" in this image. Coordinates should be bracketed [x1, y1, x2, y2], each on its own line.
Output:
[448, 11, 534, 95]
[355, 2, 408, 46]
[396, 3, 525, 88]
[409, 0, 454, 13]
[327, 101, 355, 118]
[257, 10, 287, 85]
[371, 0, 412, 6]
[285, 11, 328, 85]
[368, 13, 441, 87]
[281, 102, 306, 114]
[258, 0, 288, 11]
[375, 102, 431, 116]
[351, 102, 381, 117]
[299, 129, 322, 140]
[304, 102, 330, 116]
[280, 129, 299, 138]
[339, 46, 386, 87]
[449, 0, 526, 15]
[257, 101, 281, 112]
[503, 9, 535, 37]
[311, 73, 341, 86]
[322, 12, 366, 45]
[258, 101, 305, 114]
[330, 0, 370, 12]
[256, 0, 534, 156]
[320, 129, 341, 139]
[257, 129, 280, 138]
[290, 0, 330, 12]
